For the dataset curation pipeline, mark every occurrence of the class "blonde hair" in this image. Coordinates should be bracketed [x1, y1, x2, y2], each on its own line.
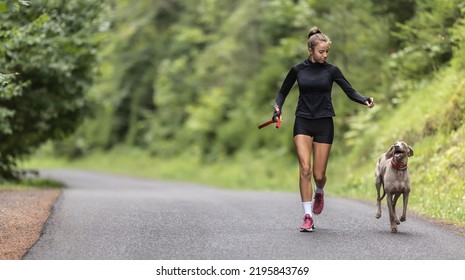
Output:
[307, 26, 331, 50]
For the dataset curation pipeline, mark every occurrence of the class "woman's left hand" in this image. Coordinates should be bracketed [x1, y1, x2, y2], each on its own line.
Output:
[365, 97, 375, 108]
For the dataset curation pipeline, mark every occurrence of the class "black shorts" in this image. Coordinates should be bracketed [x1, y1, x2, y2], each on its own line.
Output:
[293, 116, 334, 144]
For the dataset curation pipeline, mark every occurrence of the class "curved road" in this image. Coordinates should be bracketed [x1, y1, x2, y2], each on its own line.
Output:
[24, 169, 465, 260]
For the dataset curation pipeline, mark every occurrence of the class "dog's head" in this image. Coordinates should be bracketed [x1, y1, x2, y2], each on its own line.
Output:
[386, 141, 414, 161]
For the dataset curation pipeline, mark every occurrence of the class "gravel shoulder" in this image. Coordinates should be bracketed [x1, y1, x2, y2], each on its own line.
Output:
[0, 189, 61, 260]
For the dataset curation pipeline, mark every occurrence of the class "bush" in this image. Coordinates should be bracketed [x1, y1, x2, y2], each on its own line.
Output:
[0, 0, 105, 179]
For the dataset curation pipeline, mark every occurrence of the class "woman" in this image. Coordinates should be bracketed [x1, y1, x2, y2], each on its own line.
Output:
[273, 26, 375, 232]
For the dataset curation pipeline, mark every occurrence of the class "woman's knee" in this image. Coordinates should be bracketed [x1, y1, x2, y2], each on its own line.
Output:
[313, 173, 326, 185]
[300, 164, 312, 178]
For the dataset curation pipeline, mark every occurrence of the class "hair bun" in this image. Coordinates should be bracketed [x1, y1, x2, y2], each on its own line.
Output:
[307, 26, 321, 38]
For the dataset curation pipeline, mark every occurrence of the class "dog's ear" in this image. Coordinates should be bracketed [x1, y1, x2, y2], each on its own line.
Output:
[408, 146, 414, 157]
[386, 145, 395, 159]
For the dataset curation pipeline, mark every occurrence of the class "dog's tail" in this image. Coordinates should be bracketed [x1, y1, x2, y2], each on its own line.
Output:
[380, 188, 386, 200]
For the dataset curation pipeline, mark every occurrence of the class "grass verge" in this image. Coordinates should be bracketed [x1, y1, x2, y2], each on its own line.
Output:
[0, 177, 65, 191]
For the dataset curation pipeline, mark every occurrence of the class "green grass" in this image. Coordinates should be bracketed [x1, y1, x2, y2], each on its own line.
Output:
[0, 177, 65, 191]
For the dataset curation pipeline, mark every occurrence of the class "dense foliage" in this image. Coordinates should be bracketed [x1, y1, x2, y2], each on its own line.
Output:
[62, 0, 401, 159]
[0, 0, 105, 179]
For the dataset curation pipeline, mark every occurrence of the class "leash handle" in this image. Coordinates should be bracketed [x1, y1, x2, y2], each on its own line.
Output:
[258, 120, 274, 129]
[258, 104, 282, 129]
[258, 118, 282, 129]
[276, 118, 281, 128]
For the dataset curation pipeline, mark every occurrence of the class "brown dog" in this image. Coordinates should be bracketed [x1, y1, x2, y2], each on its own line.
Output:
[375, 141, 414, 233]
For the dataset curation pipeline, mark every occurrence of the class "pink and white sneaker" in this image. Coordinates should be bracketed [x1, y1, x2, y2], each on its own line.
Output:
[300, 214, 314, 232]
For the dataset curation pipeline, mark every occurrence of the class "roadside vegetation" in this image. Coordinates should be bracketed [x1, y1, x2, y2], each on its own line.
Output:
[0, 177, 64, 190]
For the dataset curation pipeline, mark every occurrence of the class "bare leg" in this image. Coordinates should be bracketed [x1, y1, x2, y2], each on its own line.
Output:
[312, 142, 332, 188]
[294, 135, 314, 202]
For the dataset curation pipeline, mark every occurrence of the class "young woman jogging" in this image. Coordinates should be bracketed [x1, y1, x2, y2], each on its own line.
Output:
[272, 26, 375, 232]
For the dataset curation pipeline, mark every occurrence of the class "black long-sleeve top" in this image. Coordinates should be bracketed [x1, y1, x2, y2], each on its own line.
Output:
[275, 59, 369, 119]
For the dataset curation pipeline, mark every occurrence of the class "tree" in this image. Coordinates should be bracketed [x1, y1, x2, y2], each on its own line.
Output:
[0, 0, 105, 179]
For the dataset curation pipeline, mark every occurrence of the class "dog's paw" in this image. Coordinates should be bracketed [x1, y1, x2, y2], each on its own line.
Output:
[391, 227, 398, 234]
[394, 218, 401, 225]
[375, 213, 381, 219]
[400, 216, 406, 222]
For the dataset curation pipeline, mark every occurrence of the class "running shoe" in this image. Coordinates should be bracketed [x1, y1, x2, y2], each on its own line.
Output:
[300, 214, 314, 232]
[312, 193, 324, 215]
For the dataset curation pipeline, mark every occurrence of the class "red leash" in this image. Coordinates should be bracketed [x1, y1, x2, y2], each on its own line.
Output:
[258, 106, 282, 129]
[257, 119, 281, 129]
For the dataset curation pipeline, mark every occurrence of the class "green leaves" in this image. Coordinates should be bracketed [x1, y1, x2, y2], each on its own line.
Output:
[0, 0, 30, 13]
[388, 0, 462, 79]
[0, 0, 105, 179]
[0, 73, 17, 87]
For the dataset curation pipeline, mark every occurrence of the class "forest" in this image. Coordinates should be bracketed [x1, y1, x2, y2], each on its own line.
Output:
[1, 0, 465, 225]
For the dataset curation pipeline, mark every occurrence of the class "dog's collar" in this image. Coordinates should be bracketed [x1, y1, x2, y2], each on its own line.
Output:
[391, 160, 407, 170]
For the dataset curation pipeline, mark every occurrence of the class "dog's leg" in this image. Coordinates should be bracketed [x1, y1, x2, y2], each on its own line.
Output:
[400, 192, 409, 222]
[386, 193, 398, 233]
[392, 193, 401, 225]
[375, 180, 382, 219]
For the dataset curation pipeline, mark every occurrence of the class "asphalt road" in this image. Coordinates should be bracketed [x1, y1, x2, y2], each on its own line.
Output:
[24, 169, 465, 260]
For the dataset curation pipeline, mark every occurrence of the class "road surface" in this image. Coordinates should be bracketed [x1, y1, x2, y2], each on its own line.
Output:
[24, 169, 465, 260]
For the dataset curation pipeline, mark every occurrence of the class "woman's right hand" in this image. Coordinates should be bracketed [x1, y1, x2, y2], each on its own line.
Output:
[272, 104, 282, 122]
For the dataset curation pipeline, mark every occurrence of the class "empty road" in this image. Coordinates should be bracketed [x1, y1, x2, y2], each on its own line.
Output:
[24, 169, 465, 260]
